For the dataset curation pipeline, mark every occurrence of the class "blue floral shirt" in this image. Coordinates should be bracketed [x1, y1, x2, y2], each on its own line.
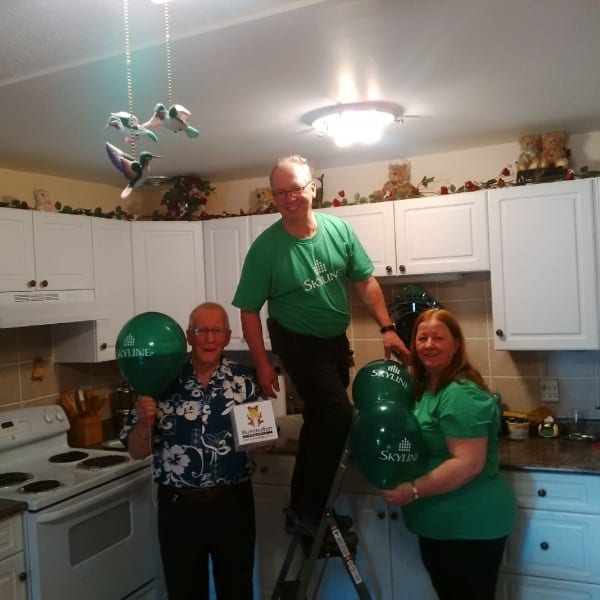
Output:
[120, 356, 260, 489]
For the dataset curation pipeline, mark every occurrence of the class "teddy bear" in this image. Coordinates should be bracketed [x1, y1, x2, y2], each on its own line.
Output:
[533, 131, 569, 169]
[254, 187, 274, 213]
[516, 134, 542, 171]
[373, 158, 414, 200]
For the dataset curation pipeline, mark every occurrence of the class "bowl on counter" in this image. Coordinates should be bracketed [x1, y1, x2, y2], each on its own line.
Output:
[506, 418, 530, 440]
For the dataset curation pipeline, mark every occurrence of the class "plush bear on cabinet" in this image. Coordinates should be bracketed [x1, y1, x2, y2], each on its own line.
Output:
[254, 187, 274, 213]
[516, 134, 542, 171]
[533, 131, 569, 169]
[373, 158, 414, 200]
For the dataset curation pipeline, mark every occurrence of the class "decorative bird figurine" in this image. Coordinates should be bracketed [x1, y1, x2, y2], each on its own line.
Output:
[105, 142, 162, 199]
[143, 103, 200, 138]
[105, 111, 158, 143]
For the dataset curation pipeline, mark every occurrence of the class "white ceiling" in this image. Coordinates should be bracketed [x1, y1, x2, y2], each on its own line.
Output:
[1, 0, 599, 186]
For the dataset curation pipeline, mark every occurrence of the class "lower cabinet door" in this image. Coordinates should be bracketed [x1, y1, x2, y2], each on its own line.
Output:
[0, 552, 27, 600]
[503, 509, 600, 584]
[497, 573, 600, 599]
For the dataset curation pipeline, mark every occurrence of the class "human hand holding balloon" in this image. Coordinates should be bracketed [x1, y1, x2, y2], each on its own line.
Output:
[135, 395, 157, 428]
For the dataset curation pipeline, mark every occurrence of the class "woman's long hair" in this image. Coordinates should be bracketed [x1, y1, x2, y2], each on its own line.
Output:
[410, 308, 489, 399]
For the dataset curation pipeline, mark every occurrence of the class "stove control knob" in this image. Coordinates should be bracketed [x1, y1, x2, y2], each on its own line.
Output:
[43, 413, 54, 424]
[56, 410, 65, 422]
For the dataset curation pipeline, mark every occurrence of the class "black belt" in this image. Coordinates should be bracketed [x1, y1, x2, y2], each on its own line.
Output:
[160, 481, 248, 503]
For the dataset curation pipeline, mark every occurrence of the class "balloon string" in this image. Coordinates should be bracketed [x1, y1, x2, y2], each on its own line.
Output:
[147, 420, 158, 509]
[123, 0, 136, 159]
[164, 3, 174, 108]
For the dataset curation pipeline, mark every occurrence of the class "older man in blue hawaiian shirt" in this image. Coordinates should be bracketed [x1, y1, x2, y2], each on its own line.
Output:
[121, 302, 262, 600]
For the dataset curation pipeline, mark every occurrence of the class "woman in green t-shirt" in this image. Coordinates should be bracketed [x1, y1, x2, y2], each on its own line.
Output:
[382, 308, 516, 600]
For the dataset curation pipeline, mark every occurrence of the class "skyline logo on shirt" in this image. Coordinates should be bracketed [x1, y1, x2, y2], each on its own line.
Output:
[303, 259, 343, 291]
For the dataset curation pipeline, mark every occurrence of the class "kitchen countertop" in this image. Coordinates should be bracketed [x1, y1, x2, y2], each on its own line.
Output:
[0, 498, 27, 520]
[272, 434, 600, 475]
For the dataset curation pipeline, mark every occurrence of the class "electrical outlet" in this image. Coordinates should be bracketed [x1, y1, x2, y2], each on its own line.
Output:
[541, 378, 560, 402]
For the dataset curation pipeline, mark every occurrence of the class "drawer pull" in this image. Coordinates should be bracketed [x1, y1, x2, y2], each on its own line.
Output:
[390, 511, 399, 521]
[537, 488, 547, 497]
[19, 572, 27, 581]
[377, 511, 386, 520]
[540, 541, 549, 551]
[100, 343, 108, 351]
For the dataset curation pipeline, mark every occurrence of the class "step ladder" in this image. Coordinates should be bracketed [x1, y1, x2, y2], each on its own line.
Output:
[271, 436, 372, 600]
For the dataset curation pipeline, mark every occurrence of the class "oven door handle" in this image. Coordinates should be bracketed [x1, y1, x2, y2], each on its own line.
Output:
[36, 468, 151, 524]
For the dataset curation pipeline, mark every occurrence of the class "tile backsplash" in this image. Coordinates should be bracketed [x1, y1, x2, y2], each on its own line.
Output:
[1, 271, 599, 423]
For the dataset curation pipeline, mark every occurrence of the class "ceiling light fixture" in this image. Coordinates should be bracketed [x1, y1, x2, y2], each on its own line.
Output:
[306, 101, 403, 147]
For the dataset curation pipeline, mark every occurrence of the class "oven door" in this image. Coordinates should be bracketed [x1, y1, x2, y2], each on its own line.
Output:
[23, 469, 163, 600]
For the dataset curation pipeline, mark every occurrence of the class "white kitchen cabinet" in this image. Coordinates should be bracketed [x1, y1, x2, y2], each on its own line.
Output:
[393, 190, 489, 275]
[488, 178, 599, 350]
[0, 514, 27, 600]
[319, 202, 397, 277]
[132, 221, 205, 335]
[53, 218, 135, 362]
[203, 217, 251, 350]
[498, 470, 600, 597]
[0, 207, 93, 293]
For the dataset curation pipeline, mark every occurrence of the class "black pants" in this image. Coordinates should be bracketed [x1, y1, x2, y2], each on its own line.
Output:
[271, 320, 353, 520]
[157, 481, 255, 600]
[419, 536, 508, 600]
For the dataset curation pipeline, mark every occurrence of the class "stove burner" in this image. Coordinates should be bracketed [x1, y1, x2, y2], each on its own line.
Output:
[77, 455, 129, 470]
[19, 480, 61, 494]
[49, 450, 89, 463]
[0, 472, 34, 487]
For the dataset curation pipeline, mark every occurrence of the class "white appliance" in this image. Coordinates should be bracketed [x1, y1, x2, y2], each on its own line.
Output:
[0, 405, 163, 600]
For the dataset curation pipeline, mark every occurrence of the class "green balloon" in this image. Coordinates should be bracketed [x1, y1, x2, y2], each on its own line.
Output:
[115, 312, 187, 396]
[352, 359, 414, 411]
[350, 402, 423, 489]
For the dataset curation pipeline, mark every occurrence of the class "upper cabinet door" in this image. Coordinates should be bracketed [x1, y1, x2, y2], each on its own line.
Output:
[33, 211, 94, 290]
[394, 191, 489, 275]
[488, 179, 598, 350]
[203, 217, 251, 350]
[132, 221, 206, 334]
[0, 207, 35, 292]
[319, 203, 396, 276]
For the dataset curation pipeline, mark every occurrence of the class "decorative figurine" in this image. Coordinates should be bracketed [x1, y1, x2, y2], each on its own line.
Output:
[33, 189, 54, 212]
[143, 103, 200, 138]
[105, 142, 162, 199]
[106, 112, 158, 143]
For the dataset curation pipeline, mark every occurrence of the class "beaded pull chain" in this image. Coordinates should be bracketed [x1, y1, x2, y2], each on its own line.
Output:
[123, 0, 136, 160]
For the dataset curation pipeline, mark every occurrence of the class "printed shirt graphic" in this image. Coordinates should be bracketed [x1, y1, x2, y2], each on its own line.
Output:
[232, 212, 373, 338]
[120, 356, 260, 488]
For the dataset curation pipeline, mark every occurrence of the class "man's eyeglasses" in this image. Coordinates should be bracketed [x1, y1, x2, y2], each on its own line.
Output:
[272, 180, 313, 201]
[188, 327, 229, 337]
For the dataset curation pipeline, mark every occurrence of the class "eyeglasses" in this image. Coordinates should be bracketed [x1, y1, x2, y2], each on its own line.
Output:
[187, 327, 229, 337]
[272, 180, 313, 201]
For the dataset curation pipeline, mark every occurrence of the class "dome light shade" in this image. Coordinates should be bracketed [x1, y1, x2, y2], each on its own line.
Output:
[307, 101, 403, 147]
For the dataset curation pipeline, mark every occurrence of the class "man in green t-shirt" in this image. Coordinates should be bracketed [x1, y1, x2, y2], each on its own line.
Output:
[233, 155, 409, 539]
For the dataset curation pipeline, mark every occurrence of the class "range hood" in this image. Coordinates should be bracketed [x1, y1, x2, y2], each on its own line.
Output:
[0, 290, 109, 328]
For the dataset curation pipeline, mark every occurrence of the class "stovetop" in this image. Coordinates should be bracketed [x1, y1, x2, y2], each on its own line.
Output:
[0, 405, 150, 511]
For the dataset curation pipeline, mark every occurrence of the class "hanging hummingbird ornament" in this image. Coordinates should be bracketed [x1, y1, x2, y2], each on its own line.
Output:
[142, 103, 199, 138]
[106, 111, 158, 143]
[106, 142, 162, 199]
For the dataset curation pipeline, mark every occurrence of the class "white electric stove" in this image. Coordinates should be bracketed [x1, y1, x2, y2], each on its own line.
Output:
[0, 405, 163, 600]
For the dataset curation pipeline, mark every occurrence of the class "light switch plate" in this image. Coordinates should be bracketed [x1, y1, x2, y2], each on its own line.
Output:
[541, 378, 560, 403]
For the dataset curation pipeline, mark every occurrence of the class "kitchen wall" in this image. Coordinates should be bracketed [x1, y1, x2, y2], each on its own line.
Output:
[2, 131, 600, 420]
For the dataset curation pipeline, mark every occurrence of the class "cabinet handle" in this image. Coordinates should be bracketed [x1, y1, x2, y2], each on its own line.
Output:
[28, 279, 36, 288]
[19, 572, 27, 581]
[390, 511, 399, 521]
[385, 265, 392, 274]
[495, 329, 504, 338]
[377, 511, 386, 520]
[100, 343, 108, 351]
[40, 279, 49, 288]
[540, 541, 549, 551]
[398, 265, 406, 273]
[537, 488, 547, 497]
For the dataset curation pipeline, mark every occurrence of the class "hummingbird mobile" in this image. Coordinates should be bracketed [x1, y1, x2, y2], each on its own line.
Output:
[106, 0, 199, 198]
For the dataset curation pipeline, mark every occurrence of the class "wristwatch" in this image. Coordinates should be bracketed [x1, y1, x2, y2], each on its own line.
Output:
[380, 324, 396, 334]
